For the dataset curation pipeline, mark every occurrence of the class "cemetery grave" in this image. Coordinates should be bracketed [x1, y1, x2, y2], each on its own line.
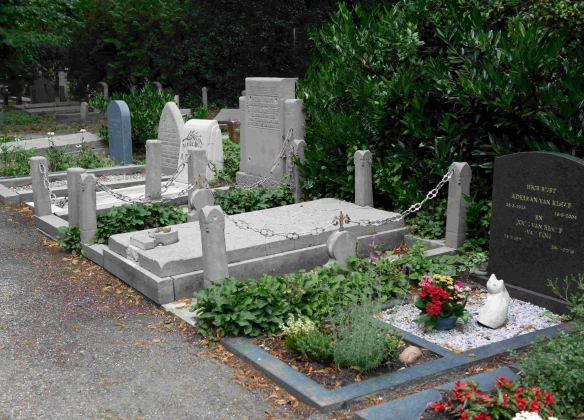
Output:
[9, 78, 584, 419]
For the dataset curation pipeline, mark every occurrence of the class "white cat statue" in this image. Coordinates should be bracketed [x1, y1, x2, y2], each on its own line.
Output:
[476, 274, 511, 329]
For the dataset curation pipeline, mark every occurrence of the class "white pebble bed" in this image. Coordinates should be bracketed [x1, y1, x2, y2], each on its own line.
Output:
[9, 173, 148, 193]
[380, 289, 562, 352]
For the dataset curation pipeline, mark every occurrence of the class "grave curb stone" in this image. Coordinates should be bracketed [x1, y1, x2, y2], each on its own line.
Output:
[354, 389, 442, 420]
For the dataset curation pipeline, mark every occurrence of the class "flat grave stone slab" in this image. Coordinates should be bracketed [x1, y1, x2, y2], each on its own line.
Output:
[108, 198, 405, 278]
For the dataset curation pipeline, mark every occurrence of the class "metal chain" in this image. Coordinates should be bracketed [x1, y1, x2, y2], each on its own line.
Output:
[351, 169, 454, 226]
[225, 169, 454, 239]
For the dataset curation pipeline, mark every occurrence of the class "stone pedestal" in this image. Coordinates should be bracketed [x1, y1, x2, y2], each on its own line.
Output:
[199, 206, 229, 286]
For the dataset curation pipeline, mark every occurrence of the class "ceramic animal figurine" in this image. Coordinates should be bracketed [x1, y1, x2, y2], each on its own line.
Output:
[476, 274, 510, 328]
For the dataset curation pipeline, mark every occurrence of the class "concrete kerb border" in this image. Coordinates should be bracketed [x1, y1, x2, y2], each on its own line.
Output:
[221, 321, 575, 413]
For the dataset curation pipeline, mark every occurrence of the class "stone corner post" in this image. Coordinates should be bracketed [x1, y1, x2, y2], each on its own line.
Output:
[66, 168, 86, 227]
[145, 140, 162, 200]
[445, 162, 472, 249]
[80, 102, 88, 124]
[202, 87, 208, 109]
[187, 147, 208, 202]
[199, 205, 229, 286]
[354, 150, 373, 207]
[29, 156, 52, 217]
[79, 173, 97, 244]
[292, 139, 306, 204]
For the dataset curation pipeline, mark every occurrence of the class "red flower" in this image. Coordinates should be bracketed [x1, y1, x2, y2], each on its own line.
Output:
[429, 401, 445, 412]
[529, 400, 541, 412]
[516, 397, 527, 411]
[544, 392, 555, 405]
[473, 413, 492, 420]
[514, 387, 524, 397]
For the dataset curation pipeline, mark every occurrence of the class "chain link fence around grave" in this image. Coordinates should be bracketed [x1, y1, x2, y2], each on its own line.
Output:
[38, 132, 454, 240]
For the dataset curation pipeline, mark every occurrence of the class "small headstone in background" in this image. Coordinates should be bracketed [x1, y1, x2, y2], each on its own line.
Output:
[202, 87, 208, 108]
[152, 81, 163, 93]
[107, 100, 132, 165]
[489, 152, 584, 297]
[33, 77, 56, 103]
[80, 102, 88, 124]
[58, 72, 68, 101]
[174, 94, 180, 108]
[157, 101, 223, 182]
[97, 81, 109, 97]
[179, 120, 223, 182]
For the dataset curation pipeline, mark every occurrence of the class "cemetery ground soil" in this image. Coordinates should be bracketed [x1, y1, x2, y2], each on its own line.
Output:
[0, 203, 525, 420]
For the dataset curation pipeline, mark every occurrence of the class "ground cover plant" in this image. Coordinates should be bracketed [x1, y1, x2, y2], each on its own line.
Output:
[0, 143, 37, 177]
[214, 183, 294, 214]
[191, 239, 479, 344]
[0, 110, 69, 134]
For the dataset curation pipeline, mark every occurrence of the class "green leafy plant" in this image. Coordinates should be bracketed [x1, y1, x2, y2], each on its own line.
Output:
[547, 274, 584, 321]
[212, 137, 240, 185]
[214, 184, 293, 214]
[407, 198, 447, 239]
[279, 314, 333, 363]
[56, 225, 82, 257]
[0, 144, 37, 176]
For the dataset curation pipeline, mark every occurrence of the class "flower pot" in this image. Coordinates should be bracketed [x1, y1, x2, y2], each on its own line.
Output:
[434, 315, 458, 330]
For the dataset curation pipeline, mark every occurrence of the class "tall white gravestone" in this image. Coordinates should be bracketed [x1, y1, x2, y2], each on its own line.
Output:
[157, 102, 223, 183]
[236, 78, 300, 189]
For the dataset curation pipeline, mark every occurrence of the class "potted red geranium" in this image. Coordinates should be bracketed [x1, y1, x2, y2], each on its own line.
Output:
[413, 274, 471, 330]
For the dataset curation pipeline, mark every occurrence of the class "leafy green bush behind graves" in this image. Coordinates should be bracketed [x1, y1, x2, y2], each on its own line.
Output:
[90, 84, 175, 146]
[298, 0, 584, 247]
[214, 184, 293, 215]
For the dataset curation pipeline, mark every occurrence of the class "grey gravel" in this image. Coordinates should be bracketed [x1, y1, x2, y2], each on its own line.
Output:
[0, 204, 295, 420]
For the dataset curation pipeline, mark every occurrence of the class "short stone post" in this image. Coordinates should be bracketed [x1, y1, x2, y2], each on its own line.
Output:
[354, 150, 373, 207]
[79, 173, 97, 244]
[187, 189, 215, 222]
[188, 147, 207, 202]
[66, 168, 86, 227]
[199, 206, 229, 286]
[145, 140, 162, 200]
[80, 102, 88, 124]
[152, 81, 163, 93]
[227, 120, 239, 144]
[202, 87, 208, 108]
[29, 156, 52, 216]
[292, 139, 306, 204]
[174, 94, 180, 108]
[445, 162, 472, 249]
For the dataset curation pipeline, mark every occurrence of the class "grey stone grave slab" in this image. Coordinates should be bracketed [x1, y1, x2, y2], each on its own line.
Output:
[489, 152, 584, 297]
[213, 108, 242, 124]
[107, 100, 132, 165]
[107, 198, 406, 278]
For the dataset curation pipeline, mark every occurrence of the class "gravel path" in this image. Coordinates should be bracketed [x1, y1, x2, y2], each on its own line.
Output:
[0, 204, 295, 420]
[380, 289, 562, 352]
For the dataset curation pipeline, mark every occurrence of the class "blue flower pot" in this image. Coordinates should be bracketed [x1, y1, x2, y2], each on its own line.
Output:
[434, 315, 458, 330]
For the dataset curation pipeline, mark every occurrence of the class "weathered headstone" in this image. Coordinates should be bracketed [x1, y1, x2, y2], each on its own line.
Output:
[354, 150, 373, 207]
[97, 82, 109, 97]
[107, 100, 132, 165]
[236, 77, 301, 188]
[324, 230, 358, 268]
[152, 81, 163, 93]
[58, 72, 68, 101]
[187, 189, 215, 222]
[33, 77, 56, 103]
[489, 152, 584, 296]
[157, 102, 223, 182]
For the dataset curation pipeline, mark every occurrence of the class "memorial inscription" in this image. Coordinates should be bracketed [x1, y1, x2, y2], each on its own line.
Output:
[488, 152, 583, 296]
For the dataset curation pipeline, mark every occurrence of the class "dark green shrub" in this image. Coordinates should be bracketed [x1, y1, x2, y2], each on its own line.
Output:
[0, 144, 37, 177]
[90, 85, 175, 146]
[213, 137, 240, 184]
[214, 184, 293, 215]
[56, 225, 82, 257]
[406, 198, 447, 239]
[298, 0, 584, 216]
[295, 329, 334, 364]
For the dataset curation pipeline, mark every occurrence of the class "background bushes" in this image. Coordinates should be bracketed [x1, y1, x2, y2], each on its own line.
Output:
[297, 0, 584, 220]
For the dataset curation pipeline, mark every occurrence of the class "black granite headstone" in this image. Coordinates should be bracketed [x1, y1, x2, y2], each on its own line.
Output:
[489, 152, 584, 297]
[33, 77, 55, 103]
